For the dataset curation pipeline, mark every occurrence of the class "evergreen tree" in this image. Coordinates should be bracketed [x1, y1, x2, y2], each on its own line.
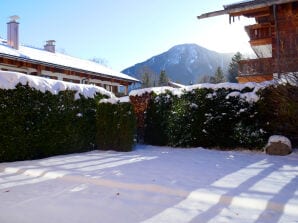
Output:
[210, 67, 225, 83]
[198, 75, 212, 83]
[228, 52, 243, 83]
[141, 72, 151, 88]
[158, 70, 169, 86]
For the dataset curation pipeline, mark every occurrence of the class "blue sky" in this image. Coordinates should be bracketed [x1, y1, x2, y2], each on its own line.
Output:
[0, 0, 254, 71]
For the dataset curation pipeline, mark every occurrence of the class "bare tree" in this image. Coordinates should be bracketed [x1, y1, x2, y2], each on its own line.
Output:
[90, 57, 109, 67]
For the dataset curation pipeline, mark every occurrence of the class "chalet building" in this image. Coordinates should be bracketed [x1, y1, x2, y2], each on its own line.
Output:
[0, 16, 139, 95]
[198, 0, 298, 83]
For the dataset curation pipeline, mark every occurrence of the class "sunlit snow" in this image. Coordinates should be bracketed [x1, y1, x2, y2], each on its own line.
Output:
[0, 145, 297, 223]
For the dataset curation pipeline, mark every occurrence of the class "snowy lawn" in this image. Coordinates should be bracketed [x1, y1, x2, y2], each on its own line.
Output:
[0, 145, 298, 223]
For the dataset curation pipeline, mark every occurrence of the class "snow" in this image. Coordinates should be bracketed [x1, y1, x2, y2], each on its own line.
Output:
[182, 81, 271, 93]
[100, 96, 130, 104]
[0, 39, 138, 82]
[0, 71, 114, 99]
[268, 135, 292, 148]
[129, 81, 274, 102]
[0, 145, 297, 223]
[129, 86, 175, 97]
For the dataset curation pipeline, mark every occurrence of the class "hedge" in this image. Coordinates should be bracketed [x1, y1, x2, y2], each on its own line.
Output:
[257, 83, 298, 146]
[144, 91, 174, 146]
[0, 84, 106, 162]
[96, 101, 136, 152]
[142, 86, 267, 149]
[1, 75, 296, 162]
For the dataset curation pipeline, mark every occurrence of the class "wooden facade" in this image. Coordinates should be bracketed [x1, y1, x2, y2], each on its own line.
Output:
[198, 0, 298, 83]
[0, 54, 136, 95]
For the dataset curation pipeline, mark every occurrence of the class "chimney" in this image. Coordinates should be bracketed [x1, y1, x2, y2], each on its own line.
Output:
[44, 40, 56, 53]
[7, 15, 20, 50]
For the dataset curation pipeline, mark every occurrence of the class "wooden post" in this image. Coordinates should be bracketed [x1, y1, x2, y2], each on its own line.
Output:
[273, 4, 281, 78]
[125, 85, 128, 95]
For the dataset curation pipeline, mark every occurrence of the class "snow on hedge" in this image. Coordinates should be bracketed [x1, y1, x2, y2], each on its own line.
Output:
[0, 71, 114, 99]
[129, 86, 176, 97]
[100, 96, 130, 104]
[129, 81, 275, 103]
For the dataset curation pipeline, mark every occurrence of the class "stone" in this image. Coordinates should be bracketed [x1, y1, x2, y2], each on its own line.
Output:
[265, 135, 292, 156]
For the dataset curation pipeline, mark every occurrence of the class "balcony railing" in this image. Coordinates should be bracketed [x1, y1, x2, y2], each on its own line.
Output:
[245, 23, 272, 43]
[238, 58, 275, 76]
[239, 57, 298, 76]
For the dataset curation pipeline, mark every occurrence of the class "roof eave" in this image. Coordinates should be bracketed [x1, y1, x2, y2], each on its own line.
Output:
[197, 0, 297, 20]
[0, 53, 139, 84]
[197, 9, 227, 19]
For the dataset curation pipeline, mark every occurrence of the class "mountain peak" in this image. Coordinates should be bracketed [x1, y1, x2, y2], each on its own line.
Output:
[123, 44, 233, 84]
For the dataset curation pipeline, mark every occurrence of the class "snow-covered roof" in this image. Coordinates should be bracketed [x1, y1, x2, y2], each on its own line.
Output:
[198, 0, 297, 19]
[224, 0, 297, 11]
[0, 38, 138, 83]
[168, 81, 186, 88]
[0, 71, 115, 99]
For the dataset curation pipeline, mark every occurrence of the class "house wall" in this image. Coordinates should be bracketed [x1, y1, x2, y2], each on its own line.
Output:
[238, 2, 298, 82]
[271, 2, 298, 73]
[0, 63, 123, 93]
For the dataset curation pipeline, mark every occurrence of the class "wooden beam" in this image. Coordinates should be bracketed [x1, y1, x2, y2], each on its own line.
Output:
[237, 74, 273, 83]
[197, 0, 296, 20]
[197, 10, 227, 19]
[230, 7, 270, 17]
[249, 38, 272, 46]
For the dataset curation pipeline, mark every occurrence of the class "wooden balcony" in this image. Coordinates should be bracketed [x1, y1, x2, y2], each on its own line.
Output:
[239, 58, 275, 76]
[245, 23, 273, 58]
[245, 23, 272, 45]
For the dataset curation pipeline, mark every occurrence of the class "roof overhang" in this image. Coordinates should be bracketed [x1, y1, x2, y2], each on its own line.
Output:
[0, 53, 140, 84]
[197, 0, 297, 19]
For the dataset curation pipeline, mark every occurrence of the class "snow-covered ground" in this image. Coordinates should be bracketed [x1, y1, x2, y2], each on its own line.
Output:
[0, 145, 297, 223]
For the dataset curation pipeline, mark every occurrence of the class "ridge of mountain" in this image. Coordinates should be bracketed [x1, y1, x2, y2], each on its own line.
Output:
[122, 43, 234, 84]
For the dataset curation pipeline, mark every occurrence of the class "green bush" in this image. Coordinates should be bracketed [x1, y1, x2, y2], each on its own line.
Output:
[0, 84, 105, 162]
[144, 91, 174, 146]
[257, 84, 298, 146]
[167, 88, 210, 147]
[143, 86, 267, 149]
[96, 102, 136, 152]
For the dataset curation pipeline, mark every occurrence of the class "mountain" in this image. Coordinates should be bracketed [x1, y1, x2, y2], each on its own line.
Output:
[122, 44, 234, 85]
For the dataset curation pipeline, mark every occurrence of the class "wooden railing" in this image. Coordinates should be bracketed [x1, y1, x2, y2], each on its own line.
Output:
[238, 58, 275, 76]
[245, 23, 272, 42]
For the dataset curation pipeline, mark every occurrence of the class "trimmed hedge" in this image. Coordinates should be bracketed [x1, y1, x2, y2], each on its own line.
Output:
[143, 86, 268, 149]
[144, 91, 174, 146]
[96, 102, 136, 152]
[0, 84, 105, 162]
[257, 83, 298, 146]
[1, 78, 296, 162]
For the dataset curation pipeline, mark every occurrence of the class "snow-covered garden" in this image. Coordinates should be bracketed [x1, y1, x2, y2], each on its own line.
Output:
[0, 71, 298, 222]
[1, 145, 298, 223]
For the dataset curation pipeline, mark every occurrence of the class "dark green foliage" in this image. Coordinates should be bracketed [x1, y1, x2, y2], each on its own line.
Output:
[257, 84, 298, 146]
[210, 67, 225, 84]
[169, 88, 266, 148]
[167, 88, 210, 147]
[144, 86, 267, 149]
[228, 52, 243, 83]
[141, 72, 151, 88]
[0, 84, 105, 162]
[144, 91, 174, 146]
[96, 102, 136, 152]
[158, 70, 169, 86]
